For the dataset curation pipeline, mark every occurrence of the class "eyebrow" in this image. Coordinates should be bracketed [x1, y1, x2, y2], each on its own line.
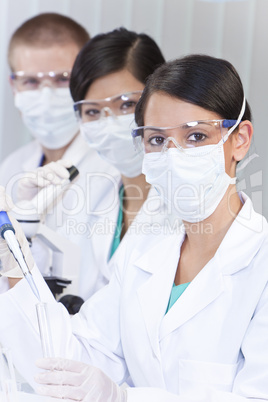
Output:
[83, 101, 101, 106]
[144, 127, 165, 134]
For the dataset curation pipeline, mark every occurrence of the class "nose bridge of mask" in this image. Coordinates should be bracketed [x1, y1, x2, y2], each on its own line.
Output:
[39, 86, 53, 107]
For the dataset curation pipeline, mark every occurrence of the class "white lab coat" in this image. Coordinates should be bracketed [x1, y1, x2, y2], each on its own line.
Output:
[0, 135, 121, 299]
[0, 192, 267, 402]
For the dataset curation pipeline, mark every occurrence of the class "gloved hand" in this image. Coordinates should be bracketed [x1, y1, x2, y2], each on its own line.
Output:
[35, 357, 128, 402]
[0, 186, 34, 278]
[17, 159, 72, 202]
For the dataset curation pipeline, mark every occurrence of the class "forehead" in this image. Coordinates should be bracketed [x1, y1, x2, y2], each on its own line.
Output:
[144, 92, 221, 127]
[10, 43, 80, 72]
[85, 69, 144, 100]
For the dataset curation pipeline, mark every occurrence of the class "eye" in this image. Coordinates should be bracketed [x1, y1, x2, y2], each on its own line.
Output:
[148, 135, 166, 146]
[120, 101, 137, 110]
[55, 76, 70, 86]
[187, 132, 207, 142]
[22, 77, 39, 88]
[83, 108, 101, 120]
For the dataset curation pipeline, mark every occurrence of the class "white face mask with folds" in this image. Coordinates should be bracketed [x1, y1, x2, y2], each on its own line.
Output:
[142, 98, 245, 223]
[143, 144, 236, 223]
[80, 113, 143, 178]
[14, 87, 79, 150]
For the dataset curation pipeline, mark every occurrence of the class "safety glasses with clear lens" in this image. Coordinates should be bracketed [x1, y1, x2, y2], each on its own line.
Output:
[10, 70, 71, 91]
[132, 119, 238, 154]
[73, 91, 143, 122]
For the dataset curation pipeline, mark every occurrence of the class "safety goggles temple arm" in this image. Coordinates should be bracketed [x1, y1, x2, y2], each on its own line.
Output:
[131, 128, 142, 138]
[222, 96, 246, 143]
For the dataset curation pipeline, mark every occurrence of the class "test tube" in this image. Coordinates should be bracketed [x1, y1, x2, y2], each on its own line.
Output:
[36, 302, 54, 358]
[0, 346, 18, 402]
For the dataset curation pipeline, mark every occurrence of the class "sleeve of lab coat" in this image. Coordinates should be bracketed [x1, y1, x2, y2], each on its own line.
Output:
[0, 263, 128, 391]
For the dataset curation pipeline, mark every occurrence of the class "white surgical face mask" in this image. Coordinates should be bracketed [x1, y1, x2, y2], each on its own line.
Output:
[14, 87, 79, 150]
[142, 98, 246, 223]
[80, 113, 143, 178]
[142, 143, 236, 223]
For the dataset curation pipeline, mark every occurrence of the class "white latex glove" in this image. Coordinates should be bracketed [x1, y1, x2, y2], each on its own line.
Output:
[35, 357, 127, 402]
[17, 159, 72, 202]
[0, 186, 34, 277]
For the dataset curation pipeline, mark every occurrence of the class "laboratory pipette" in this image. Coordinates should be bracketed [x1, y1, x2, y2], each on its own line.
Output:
[0, 165, 79, 300]
[0, 211, 40, 300]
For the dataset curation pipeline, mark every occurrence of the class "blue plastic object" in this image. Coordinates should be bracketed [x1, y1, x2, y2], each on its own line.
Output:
[0, 211, 15, 239]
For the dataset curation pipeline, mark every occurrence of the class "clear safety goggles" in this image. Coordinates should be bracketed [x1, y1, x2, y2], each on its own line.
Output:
[132, 119, 238, 155]
[10, 70, 71, 91]
[73, 91, 143, 122]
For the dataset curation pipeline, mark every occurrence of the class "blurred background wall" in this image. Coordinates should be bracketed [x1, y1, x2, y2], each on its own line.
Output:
[0, 0, 267, 217]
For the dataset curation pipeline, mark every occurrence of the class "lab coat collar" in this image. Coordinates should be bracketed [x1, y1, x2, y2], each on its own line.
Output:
[143, 186, 165, 213]
[22, 140, 43, 171]
[135, 192, 267, 276]
[21, 133, 89, 172]
[135, 230, 224, 354]
[160, 193, 267, 339]
[135, 192, 267, 353]
[217, 192, 267, 275]
[60, 133, 92, 168]
[136, 233, 185, 360]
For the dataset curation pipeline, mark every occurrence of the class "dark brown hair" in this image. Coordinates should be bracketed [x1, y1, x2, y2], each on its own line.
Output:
[70, 27, 165, 102]
[135, 54, 251, 126]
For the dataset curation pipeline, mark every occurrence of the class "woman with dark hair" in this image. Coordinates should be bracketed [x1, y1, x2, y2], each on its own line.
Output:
[70, 27, 166, 252]
[0, 54, 267, 402]
[67, 27, 166, 294]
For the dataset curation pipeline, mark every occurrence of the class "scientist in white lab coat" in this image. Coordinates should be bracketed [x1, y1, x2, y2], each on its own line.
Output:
[0, 54, 268, 402]
[3, 26, 167, 304]
[0, 13, 120, 303]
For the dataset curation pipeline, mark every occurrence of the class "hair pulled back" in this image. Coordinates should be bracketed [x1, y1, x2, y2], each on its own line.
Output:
[70, 27, 165, 102]
[135, 54, 251, 126]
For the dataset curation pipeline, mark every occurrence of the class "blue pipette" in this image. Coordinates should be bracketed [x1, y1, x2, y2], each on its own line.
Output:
[0, 211, 40, 300]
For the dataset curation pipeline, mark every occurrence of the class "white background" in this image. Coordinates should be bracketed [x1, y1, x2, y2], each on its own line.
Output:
[0, 0, 267, 217]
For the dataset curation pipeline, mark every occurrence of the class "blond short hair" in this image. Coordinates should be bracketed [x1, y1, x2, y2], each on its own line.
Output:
[8, 12, 90, 70]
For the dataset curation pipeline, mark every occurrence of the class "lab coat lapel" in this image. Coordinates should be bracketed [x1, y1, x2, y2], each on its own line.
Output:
[89, 179, 121, 272]
[159, 252, 225, 340]
[136, 233, 184, 360]
[217, 193, 267, 275]
[61, 133, 89, 168]
[160, 193, 268, 340]
[22, 140, 43, 171]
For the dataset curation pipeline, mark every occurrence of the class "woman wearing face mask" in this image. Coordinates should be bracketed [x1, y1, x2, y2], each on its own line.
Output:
[1, 54, 268, 401]
[69, 27, 167, 259]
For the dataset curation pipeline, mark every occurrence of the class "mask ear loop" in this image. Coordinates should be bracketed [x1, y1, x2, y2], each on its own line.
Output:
[222, 96, 246, 144]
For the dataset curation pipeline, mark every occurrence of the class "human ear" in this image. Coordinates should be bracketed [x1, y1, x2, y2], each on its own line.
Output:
[232, 120, 253, 162]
